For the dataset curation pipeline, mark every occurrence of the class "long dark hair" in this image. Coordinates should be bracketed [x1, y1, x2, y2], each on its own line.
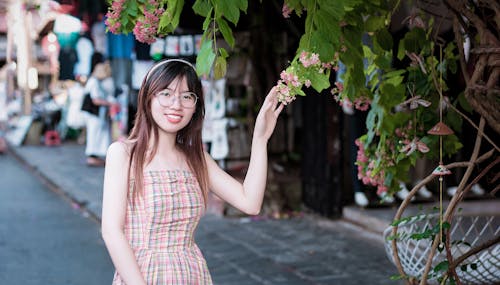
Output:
[127, 59, 208, 203]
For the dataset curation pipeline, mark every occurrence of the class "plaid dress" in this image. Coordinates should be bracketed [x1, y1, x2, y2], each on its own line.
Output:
[112, 170, 212, 285]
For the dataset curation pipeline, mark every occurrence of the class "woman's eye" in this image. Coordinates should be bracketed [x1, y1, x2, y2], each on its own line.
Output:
[182, 94, 193, 100]
[159, 91, 171, 97]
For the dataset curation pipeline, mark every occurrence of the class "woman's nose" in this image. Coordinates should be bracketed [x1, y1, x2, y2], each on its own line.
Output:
[169, 94, 182, 108]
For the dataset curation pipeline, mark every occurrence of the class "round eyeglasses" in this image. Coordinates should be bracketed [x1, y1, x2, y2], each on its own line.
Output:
[155, 90, 198, 108]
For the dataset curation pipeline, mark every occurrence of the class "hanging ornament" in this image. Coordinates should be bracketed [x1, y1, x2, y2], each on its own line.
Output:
[432, 163, 451, 176]
[428, 121, 454, 136]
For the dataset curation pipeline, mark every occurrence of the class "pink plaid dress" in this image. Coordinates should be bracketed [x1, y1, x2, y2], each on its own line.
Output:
[112, 170, 212, 285]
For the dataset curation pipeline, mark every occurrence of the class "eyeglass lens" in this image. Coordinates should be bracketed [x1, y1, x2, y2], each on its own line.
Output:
[157, 91, 197, 108]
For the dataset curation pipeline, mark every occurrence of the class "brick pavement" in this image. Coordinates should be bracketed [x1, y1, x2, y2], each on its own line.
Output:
[9, 143, 402, 284]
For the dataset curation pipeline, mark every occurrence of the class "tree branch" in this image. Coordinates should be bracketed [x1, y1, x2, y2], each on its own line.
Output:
[445, 0, 500, 46]
[450, 236, 500, 269]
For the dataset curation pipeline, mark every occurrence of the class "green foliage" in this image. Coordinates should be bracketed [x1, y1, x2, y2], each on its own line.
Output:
[191, 0, 247, 78]
[108, 0, 465, 199]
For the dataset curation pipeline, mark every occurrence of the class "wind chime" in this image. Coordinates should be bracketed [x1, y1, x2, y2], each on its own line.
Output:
[427, 45, 453, 247]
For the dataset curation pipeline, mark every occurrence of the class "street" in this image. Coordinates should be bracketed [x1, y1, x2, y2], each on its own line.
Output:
[1, 146, 402, 285]
[0, 153, 114, 284]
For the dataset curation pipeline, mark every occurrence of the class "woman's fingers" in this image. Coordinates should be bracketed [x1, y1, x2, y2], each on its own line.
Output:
[274, 103, 284, 116]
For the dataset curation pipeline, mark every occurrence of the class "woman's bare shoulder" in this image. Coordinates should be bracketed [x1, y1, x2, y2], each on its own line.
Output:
[107, 140, 133, 161]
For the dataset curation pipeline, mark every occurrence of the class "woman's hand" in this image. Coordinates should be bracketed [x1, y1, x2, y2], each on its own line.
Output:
[253, 87, 284, 142]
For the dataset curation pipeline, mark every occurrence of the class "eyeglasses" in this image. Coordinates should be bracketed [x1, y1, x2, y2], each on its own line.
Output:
[155, 90, 198, 108]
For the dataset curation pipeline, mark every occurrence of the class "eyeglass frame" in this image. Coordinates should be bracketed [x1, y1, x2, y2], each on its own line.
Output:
[154, 89, 199, 108]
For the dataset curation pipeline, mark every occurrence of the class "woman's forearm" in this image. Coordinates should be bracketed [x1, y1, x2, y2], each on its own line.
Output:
[102, 230, 147, 285]
[242, 137, 269, 215]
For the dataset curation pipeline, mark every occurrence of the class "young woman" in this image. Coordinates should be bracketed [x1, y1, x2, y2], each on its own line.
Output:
[101, 59, 284, 285]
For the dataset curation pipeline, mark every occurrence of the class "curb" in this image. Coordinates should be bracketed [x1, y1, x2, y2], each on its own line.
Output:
[8, 146, 102, 224]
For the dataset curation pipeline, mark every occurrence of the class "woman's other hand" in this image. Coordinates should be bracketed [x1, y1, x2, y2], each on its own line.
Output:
[253, 87, 284, 142]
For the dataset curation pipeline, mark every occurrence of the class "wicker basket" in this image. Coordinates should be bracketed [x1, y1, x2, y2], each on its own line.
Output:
[383, 213, 499, 284]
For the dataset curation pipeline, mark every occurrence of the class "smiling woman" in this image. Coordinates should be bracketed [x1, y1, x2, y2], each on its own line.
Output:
[100, 58, 285, 285]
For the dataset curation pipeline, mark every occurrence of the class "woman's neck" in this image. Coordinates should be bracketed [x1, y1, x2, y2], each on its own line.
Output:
[147, 131, 188, 170]
[155, 130, 177, 154]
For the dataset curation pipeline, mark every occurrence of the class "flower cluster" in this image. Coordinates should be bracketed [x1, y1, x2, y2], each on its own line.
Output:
[105, 0, 164, 44]
[105, 0, 126, 34]
[333, 89, 371, 111]
[299, 51, 320, 68]
[275, 51, 339, 105]
[354, 96, 371, 111]
[275, 80, 296, 105]
[355, 139, 388, 195]
[133, 1, 165, 44]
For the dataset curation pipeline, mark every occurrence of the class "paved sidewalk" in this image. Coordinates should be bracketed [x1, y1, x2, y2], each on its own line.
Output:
[9, 143, 403, 284]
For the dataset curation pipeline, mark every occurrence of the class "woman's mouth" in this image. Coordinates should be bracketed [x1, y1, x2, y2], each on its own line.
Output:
[166, 114, 182, 123]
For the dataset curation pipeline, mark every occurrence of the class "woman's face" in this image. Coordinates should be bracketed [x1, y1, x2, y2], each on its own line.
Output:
[151, 76, 196, 135]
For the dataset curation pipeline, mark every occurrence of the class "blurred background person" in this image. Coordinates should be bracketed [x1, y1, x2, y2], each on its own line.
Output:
[83, 61, 116, 166]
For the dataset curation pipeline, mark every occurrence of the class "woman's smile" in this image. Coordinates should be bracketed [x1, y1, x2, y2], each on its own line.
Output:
[165, 113, 183, 124]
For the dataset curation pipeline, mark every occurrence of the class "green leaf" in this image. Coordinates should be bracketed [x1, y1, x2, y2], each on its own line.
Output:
[389, 274, 405, 280]
[445, 108, 462, 132]
[202, 10, 213, 30]
[441, 221, 451, 230]
[216, 17, 235, 47]
[192, 0, 211, 17]
[384, 171, 393, 186]
[306, 69, 331, 93]
[365, 15, 385, 32]
[457, 92, 472, 113]
[403, 28, 426, 53]
[214, 55, 227, 79]
[460, 264, 468, 272]
[311, 31, 336, 61]
[379, 83, 405, 108]
[159, 0, 185, 34]
[434, 260, 449, 272]
[315, 10, 340, 49]
[127, 0, 139, 17]
[295, 88, 306, 96]
[374, 29, 393, 51]
[320, 0, 346, 20]
[397, 39, 406, 60]
[234, 0, 247, 13]
[218, 47, 228, 58]
[470, 263, 478, 270]
[217, 1, 241, 25]
[196, 40, 216, 77]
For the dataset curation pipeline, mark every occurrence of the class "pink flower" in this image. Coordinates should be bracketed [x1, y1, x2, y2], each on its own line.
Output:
[377, 185, 388, 195]
[304, 79, 311, 87]
[335, 81, 344, 92]
[275, 81, 296, 105]
[299, 51, 321, 68]
[282, 3, 292, 18]
[354, 96, 371, 111]
[310, 53, 320, 65]
[322, 62, 332, 69]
